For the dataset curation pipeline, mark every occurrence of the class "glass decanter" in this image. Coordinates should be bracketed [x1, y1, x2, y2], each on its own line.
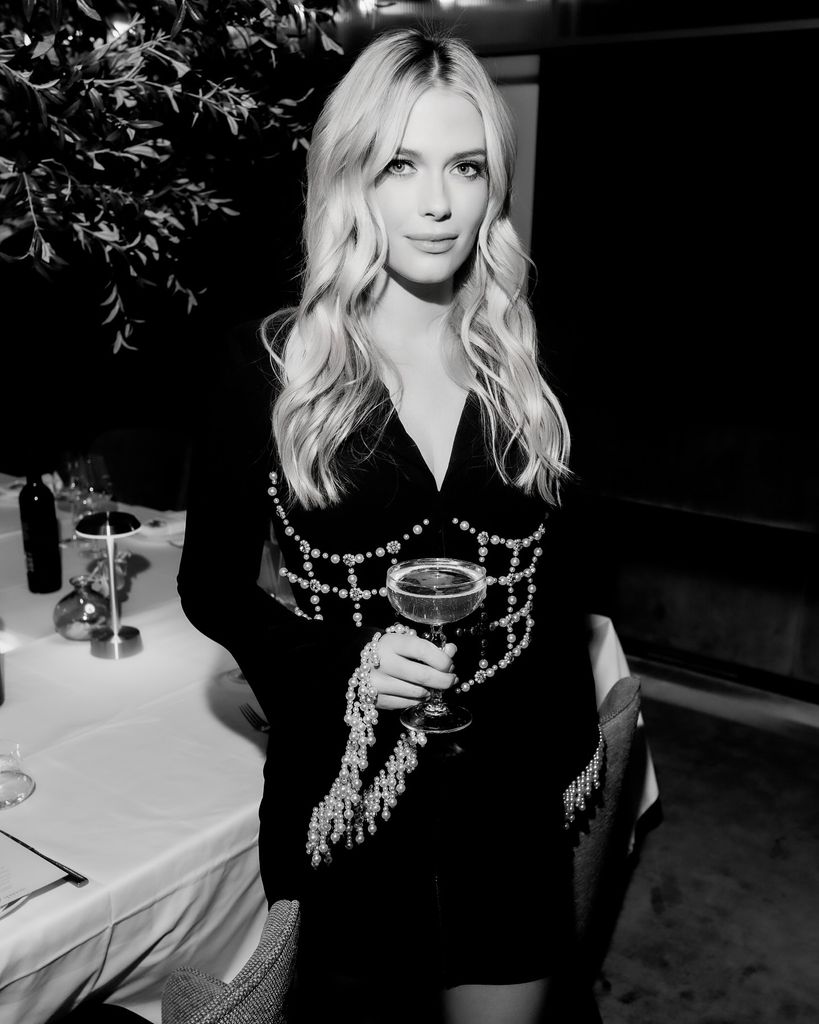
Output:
[53, 574, 109, 641]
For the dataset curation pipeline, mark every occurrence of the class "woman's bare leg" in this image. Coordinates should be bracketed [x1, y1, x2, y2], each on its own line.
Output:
[443, 979, 549, 1024]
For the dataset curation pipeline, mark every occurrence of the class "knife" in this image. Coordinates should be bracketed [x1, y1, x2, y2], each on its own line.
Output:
[0, 829, 89, 887]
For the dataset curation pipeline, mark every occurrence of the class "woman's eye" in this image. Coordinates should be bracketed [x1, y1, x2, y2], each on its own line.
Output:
[453, 161, 484, 179]
[386, 159, 413, 176]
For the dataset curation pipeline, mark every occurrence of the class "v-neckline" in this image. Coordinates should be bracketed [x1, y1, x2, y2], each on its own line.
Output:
[387, 389, 473, 494]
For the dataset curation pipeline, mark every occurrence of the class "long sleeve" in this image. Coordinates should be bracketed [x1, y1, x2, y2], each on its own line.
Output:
[177, 324, 376, 727]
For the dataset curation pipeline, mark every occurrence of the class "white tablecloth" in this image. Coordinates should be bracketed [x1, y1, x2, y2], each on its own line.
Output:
[0, 482, 268, 1024]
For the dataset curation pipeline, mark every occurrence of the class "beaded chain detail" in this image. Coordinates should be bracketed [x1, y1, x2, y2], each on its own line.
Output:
[306, 624, 427, 867]
[272, 472, 607, 853]
[268, 471, 430, 627]
[448, 517, 544, 695]
[563, 725, 606, 829]
[269, 467, 547, 669]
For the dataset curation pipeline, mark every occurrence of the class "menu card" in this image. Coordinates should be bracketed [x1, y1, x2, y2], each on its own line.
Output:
[0, 831, 71, 908]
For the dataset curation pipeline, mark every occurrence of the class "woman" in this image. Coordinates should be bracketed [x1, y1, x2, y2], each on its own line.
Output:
[179, 28, 602, 1024]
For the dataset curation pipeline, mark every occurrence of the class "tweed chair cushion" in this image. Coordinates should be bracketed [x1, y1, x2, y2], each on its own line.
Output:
[572, 676, 641, 940]
[161, 899, 300, 1024]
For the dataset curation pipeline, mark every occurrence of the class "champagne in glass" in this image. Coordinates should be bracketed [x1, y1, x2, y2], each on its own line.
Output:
[386, 558, 486, 734]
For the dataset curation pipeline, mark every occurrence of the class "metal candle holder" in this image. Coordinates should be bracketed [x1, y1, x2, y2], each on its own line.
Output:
[74, 510, 142, 660]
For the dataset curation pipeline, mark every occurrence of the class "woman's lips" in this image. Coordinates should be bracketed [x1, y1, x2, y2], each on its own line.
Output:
[405, 235, 458, 253]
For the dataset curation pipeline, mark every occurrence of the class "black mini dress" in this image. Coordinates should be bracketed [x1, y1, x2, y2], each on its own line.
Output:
[178, 323, 601, 998]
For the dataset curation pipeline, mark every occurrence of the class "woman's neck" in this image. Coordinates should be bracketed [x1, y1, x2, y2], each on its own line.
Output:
[369, 269, 453, 358]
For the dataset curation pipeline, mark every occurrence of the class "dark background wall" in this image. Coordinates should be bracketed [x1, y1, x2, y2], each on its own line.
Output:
[0, 148, 306, 470]
[531, 27, 818, 692]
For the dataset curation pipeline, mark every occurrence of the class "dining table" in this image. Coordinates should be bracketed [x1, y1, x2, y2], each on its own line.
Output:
[0, 473, 657, 1023]
[0, 475, 269, 1023]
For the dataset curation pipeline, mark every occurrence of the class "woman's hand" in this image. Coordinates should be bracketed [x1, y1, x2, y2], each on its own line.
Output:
[371, 631, 457, 711]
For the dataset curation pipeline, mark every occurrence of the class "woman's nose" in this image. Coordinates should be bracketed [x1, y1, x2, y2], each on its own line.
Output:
[419, 174, 451, 220]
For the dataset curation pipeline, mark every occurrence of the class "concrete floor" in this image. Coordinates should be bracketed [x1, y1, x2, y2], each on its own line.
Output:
[595, 660, 819, 1023]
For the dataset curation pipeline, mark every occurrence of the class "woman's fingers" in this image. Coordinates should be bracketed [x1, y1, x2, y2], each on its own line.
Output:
[381, 631, 455, 670]
[377, 693, 425, 712]
[370, 669, 429, 707]
[380, 632, 457, 673]
[379, 654, 456, 691]
[371, 633, 459, 709]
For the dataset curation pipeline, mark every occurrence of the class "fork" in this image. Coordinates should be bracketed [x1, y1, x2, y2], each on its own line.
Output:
[239, 703, 270, 733]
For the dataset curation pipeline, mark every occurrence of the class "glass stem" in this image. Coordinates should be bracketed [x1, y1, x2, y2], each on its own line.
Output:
[426, 624, 447, 708]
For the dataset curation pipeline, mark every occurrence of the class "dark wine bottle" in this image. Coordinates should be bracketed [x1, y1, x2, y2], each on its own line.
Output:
[19, 472, 62, 593]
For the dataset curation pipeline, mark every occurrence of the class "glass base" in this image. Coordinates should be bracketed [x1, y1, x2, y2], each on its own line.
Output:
[0, 771, 35, 809]
[400, 699, 472, 735]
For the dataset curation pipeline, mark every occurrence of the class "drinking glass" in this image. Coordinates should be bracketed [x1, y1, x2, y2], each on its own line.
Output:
[386, 557, 486, 734]
[0, 742, 35, 809]
[68, 454, 115, 549]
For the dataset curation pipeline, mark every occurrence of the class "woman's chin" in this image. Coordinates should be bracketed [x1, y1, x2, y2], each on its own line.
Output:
[384, 264, 458, 300]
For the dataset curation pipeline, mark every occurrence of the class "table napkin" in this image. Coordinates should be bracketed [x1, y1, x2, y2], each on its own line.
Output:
[124, 507, 187, 546]
[0, 479, 24, 507]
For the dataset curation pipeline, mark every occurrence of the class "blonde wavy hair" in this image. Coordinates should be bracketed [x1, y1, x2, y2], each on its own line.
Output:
[263, 28, 570, 509]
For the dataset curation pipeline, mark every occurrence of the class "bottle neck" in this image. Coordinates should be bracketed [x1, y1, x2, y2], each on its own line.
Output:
[22, 472, 54, 506]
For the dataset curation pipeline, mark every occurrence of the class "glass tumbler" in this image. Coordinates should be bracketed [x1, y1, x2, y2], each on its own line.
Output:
[0, 742, 35, 809]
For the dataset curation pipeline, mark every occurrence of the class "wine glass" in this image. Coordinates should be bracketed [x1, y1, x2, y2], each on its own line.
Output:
[65, 454, 115, 552]
[0, 741, 35, 809]
[386, 557, 487, 734]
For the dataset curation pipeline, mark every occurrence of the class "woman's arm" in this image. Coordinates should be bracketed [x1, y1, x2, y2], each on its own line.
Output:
[177, 324, 376, 723]
[177, 323, 457, 723]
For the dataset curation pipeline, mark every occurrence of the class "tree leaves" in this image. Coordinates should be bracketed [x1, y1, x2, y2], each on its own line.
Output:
[76, 0, 102, 21]
[0, 0, 343, 349]
[31, 33, 55, 59]
[170, 0, 188, 39]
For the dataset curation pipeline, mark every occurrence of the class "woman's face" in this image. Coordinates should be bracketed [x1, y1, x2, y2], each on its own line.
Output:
[373, 87, 489, 290]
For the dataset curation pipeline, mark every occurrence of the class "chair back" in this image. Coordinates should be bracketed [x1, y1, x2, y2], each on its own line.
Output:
[161, 900, 300, 1024]
[573, 676, 642, 952]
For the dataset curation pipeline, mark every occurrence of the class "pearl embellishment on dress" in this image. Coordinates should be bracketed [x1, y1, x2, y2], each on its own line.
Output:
[271, 469, 606, 854]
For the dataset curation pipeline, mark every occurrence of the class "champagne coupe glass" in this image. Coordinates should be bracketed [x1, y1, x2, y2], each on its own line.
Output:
[386, 557, 487, 734]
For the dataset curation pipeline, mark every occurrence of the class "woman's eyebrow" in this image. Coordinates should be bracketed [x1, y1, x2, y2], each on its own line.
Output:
[395, 147, 488, 161]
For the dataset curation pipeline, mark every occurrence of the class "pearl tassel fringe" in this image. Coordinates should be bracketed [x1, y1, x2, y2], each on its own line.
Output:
[307, 630, 607, 867]
[562, 725, 606, 828]
[306, 626, 426, 868]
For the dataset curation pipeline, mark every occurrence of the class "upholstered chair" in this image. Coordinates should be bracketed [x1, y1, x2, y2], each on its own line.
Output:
[572, 676, 644, 975]
[161, 899, 300, 1024]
